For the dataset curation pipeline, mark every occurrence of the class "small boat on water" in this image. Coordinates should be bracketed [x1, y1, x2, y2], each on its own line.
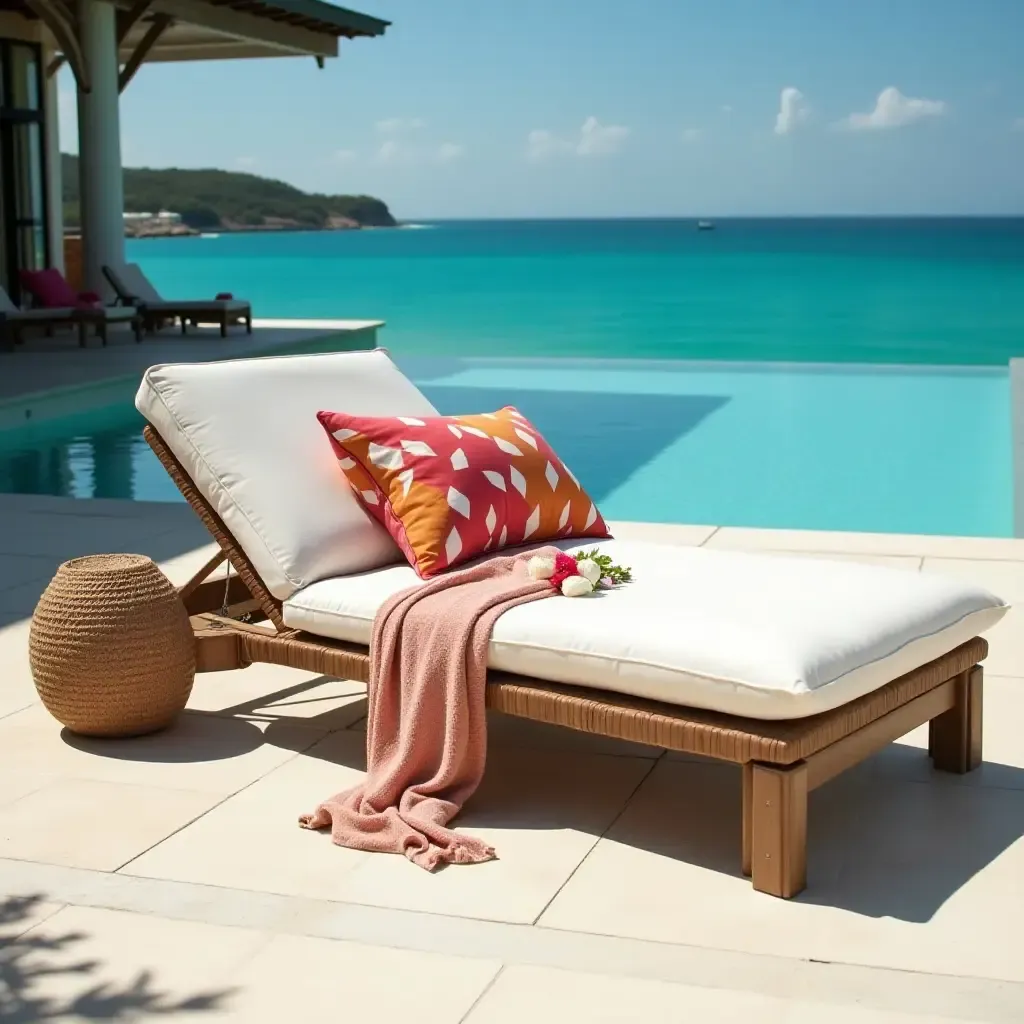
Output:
[200, 233, 221, 239]
[697, 220, 715, 231]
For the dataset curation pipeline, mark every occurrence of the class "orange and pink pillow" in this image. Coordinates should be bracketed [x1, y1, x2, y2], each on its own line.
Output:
[318, 406, 610, 578]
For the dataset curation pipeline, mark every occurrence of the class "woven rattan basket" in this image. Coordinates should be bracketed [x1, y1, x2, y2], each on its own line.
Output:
[29, 554, 196, 737]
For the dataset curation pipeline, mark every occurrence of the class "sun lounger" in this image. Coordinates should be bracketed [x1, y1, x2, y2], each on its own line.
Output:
[0, 284, 77, 348]
[18, 270, 142, 346]
[135, 349, 1007, 898]
[104, 262, 252, 338]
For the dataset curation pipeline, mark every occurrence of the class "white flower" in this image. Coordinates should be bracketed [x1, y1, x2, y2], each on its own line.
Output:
[576, 558, 601, 584]
[561, 575, 595, 597]
[527, 555, 556, 580]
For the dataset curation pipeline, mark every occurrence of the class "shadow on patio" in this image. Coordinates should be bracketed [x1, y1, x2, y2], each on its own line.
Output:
[59, 673, 1024, 926]
[0, 893, 233, 1022]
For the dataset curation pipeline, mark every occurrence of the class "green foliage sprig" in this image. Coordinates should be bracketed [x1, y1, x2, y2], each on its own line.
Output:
[574, 548, 633, 585]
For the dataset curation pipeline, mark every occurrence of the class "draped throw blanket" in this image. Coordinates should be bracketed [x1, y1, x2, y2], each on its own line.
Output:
[299, 547, 559, 870]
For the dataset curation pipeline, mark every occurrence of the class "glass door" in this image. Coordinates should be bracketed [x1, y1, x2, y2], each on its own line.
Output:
[0, 40, 49, 305]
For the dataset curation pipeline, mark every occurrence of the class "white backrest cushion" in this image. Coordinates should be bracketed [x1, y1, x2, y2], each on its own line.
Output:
[136, 349, 439, 598]
[119, 263, 163, 303]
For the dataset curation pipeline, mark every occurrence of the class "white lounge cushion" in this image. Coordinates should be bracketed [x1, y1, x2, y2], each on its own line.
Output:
[282, 540, 1007, 720]
[136, 349, 438, 598]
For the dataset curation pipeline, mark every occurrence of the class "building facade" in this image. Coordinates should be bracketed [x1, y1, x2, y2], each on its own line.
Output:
[0, 0, 386, 304]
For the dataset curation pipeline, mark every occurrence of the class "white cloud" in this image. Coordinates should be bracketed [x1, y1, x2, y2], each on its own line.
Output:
[333, 148, 357, 164]
[375, 139, 403, 164]
[1013, 117, 1024, 132]
[774, 87, 809, 135]
[375, 117, 426, 134]
[721, 104, 734, 115]
[526, 129, 567, 162]
[526, 117, 630, 161]
[435, 142, 465, 164]
[843, 87, 946, 130]
[234, 156, 257, 169]
[576, 116, 629, 155]
[682, 128, 702, 143]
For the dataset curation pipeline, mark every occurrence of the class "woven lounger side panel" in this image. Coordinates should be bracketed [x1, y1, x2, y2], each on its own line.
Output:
[143, 425, 286, 630]
[243, 630, 372, 683]
[485, 635, 987, 764]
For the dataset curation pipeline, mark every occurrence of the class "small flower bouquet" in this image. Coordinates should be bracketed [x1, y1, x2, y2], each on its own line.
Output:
[528, 549, 633, 597]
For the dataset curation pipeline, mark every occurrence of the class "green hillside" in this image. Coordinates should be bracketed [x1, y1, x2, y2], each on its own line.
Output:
[61, 154, 396, 231]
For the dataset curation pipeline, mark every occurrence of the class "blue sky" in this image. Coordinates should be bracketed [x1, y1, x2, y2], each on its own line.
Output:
[61, 0, 1024, 218]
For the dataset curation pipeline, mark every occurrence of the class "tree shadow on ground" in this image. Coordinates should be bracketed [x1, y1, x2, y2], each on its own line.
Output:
[0, 894, 234, 1022]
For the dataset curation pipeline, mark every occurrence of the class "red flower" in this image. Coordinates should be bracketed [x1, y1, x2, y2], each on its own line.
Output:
[548, 551, 581, 590]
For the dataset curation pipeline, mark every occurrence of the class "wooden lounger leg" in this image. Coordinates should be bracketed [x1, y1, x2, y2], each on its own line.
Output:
[741, 762, 753, 876]
[929, 666, 983, 774]
[221, 313, 228, 338]
[750, 761, 807, 898]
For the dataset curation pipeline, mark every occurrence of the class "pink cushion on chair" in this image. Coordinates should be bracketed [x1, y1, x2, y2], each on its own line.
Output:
[21, 269, 97, 310]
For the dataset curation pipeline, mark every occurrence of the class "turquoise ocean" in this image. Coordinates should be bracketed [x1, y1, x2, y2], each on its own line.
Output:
[2, 218, 1022, 536]
[134, 218, 1024, 365]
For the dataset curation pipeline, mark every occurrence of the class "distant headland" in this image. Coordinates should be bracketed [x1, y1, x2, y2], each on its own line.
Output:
[61, 154, 397, 237]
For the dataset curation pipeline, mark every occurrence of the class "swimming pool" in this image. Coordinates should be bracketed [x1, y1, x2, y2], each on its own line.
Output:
[0, 358, 1011, 537]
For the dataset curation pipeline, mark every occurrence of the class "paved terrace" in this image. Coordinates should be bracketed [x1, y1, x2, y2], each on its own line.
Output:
[1, 496, 1022, 1022]
[0, 319, 382, 407]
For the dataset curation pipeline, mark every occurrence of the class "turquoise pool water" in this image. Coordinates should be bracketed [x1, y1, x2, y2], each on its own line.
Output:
[0, 358, 1010, 537]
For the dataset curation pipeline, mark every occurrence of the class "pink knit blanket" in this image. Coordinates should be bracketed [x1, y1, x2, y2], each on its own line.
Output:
[299, 547, 558, 870]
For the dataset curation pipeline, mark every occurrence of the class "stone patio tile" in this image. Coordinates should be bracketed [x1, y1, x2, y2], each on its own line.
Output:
[0, 576, 51, 627]
[0, 893, 65, 941]
[0, 704, 329, 796]
[538, 757, 1024, 982]
[605, 521, 718, 546]
[463, 965, 790, 1024]
[156, 541, 224, 587]
[0, 619, 37, 719]
[202, 932, 500, 1023]
[324, 742, 653, 924]
[706, 527, 1024, 561]
[128, 730, 653, 924]
[9, 905, 269, 1019]
[185, 664, 367, 732]
[123, 731, 373, 894]
[0, 512, 182, 564]
[0, 553, 64, 591]
[0, 778, 217, 871]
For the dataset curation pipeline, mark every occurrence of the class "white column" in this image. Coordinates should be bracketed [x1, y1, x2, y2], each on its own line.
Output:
[76, 0, 124, 298]
[43, 47, 65, 273]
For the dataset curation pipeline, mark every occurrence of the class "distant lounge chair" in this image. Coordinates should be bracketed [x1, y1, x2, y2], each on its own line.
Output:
[0, 283, 78, 349]
[19, 269, 142, 346]
[103, 262, 253, 339]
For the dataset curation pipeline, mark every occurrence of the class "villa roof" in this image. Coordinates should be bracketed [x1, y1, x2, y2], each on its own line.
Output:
[198, 0, 389, 38]
[3, 0, 389, 65]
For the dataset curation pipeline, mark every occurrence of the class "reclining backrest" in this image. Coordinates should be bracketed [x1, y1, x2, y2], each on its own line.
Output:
[136, 349, 439, 598]
[110, 263, 162, 303]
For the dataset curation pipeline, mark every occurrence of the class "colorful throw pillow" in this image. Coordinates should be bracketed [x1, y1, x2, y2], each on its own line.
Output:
[318, 406, 610, 578]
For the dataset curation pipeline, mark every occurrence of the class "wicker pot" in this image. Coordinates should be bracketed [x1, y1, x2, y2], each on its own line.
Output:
[29, 554, 196, 737]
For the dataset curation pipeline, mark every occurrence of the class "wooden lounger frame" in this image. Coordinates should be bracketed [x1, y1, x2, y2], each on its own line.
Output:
[146, 424, 986, 899]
